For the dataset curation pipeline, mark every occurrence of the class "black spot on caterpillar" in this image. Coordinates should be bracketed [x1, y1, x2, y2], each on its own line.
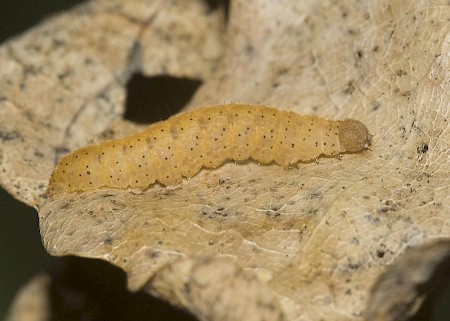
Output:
[47, 103, 372, 195]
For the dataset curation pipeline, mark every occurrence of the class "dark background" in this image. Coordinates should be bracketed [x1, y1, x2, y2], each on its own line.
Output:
[0, 1, 86, 317]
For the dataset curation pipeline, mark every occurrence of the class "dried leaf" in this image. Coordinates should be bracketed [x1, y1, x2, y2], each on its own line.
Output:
[4, 274, 51, 321]
[1, 0, 449, 320]
[366, 240, 450, 321]
[147, 256, 285, 321]
[0, 0, 225, 207]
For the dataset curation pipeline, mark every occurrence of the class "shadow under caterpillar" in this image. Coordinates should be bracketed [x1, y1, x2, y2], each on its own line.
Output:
[47, 103, 372, 195]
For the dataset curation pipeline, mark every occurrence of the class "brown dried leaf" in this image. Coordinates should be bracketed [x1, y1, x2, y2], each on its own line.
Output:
[1, 0, 449, 320]
[4, 274, 51, 321]
[366, 240, 450, 321]
[147, 256, 285, 321]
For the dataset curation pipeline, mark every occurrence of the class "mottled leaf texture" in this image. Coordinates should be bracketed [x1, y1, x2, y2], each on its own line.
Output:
[1, 0, 449, 321]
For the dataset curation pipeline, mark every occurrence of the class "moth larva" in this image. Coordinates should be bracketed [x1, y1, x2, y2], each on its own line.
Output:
[46, 103, 372, 195]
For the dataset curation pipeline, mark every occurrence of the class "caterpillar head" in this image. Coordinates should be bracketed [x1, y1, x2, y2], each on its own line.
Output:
[338, 119, 372, 152]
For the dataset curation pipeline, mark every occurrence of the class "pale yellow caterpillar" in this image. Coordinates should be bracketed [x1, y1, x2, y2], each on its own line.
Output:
[46, 103, 371, 195]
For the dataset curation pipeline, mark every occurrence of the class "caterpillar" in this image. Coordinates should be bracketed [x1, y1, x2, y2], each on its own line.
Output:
[46, 103, 372, 195]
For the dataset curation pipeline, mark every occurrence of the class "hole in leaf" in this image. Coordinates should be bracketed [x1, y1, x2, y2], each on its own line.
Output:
[203, 0, 230, 22]
[124, 74, 202, 124]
